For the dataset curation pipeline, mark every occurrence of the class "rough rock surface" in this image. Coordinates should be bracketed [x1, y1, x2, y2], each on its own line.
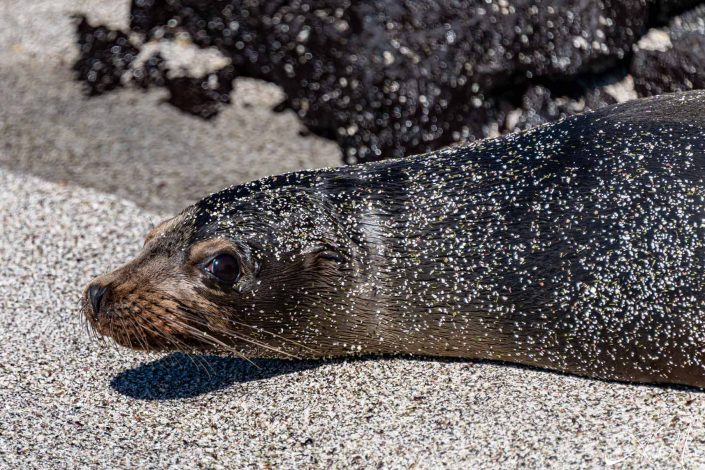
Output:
[73, 16, 139, 95]
[632, 5, 705, 95]
[650, 0, 704, 23]
[75, 0, 661, 162]
[72, 1, 705, 163]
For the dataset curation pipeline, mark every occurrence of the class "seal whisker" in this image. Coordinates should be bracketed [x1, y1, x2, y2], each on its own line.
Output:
[163, 294, 317, 354]
[127, 316, 149, 351]
[164, 306, 299, 361]
[132, 310, 192, 351]
[208, 324, 301, 360]
[134, 313, 215, 378]
[107, 313, 117, 352]
[151, 296, 301, 360]
[177, 303, 320, 355]
[178, 310, 302, 360]
[109, 315, 136, 361]
[130, 314, 155, 352]
[152, 313, 261, 368]
[226, 318, 320, 355]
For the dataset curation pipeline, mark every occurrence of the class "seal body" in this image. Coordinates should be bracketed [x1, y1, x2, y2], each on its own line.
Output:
[84, 91, 705, 387]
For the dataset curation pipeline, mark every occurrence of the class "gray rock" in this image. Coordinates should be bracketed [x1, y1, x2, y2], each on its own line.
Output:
[80, 0, 652, 162]
[632, 5, 705, 95]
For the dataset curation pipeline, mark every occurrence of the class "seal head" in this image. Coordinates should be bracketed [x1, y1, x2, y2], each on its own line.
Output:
[83, 177, 373, 358]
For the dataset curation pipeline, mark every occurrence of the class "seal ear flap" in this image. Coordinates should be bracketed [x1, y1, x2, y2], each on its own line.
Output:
[303, 244, 347, 264]
[143, 215, 181, 246]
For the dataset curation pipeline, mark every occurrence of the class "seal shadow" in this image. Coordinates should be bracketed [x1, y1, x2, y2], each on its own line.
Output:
[110, 353, 324, 400]
[112, 354, 704, 401]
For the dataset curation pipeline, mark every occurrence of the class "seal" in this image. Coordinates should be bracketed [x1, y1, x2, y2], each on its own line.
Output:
[83, 91, 705, 388]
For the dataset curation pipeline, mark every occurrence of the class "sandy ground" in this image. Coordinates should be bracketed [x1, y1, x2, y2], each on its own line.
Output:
[2, 1, 705, 468]
[0, 1, 341, 213]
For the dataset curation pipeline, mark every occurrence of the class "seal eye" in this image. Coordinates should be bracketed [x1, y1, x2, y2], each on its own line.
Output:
[205, 253, 240, 283]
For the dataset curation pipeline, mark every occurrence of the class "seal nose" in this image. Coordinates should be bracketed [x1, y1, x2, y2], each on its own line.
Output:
[88, 284, 108, 316]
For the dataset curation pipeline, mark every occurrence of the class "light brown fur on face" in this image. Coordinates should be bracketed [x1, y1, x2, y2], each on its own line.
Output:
[143, 215, 183, 246]
[83, 201, 307, 359]
[83, 244, 196, 351]
[83, 213, 245, 353]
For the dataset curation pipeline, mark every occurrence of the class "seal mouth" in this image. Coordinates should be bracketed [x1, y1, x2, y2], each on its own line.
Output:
[80, 284, 224, 353]
[80, 285, 290, 358]
[86, 314, 209, 352]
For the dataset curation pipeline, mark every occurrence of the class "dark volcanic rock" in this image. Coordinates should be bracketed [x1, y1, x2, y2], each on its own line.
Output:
[503, 71, 626, 132]
[632, 5, 705, 95]
[164, 65, 237, 119]
[130, 52, 169, 89]
[73, 15, 140, 95]
[73, 15, 235, 119]
[125, 0, 649, 162]
[650, 0, 704, 24]
[506, 85, 593, 132]
[73, 1, 705, 163]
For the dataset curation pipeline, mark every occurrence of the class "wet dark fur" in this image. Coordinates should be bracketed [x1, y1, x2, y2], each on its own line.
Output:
[84, 91, 705, 387]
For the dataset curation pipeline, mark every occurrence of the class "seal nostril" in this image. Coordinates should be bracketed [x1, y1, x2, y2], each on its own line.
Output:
[88, 284, 108, 316]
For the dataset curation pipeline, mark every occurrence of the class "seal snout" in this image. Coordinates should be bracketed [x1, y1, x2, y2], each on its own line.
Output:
[87, 283, 109, 317]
